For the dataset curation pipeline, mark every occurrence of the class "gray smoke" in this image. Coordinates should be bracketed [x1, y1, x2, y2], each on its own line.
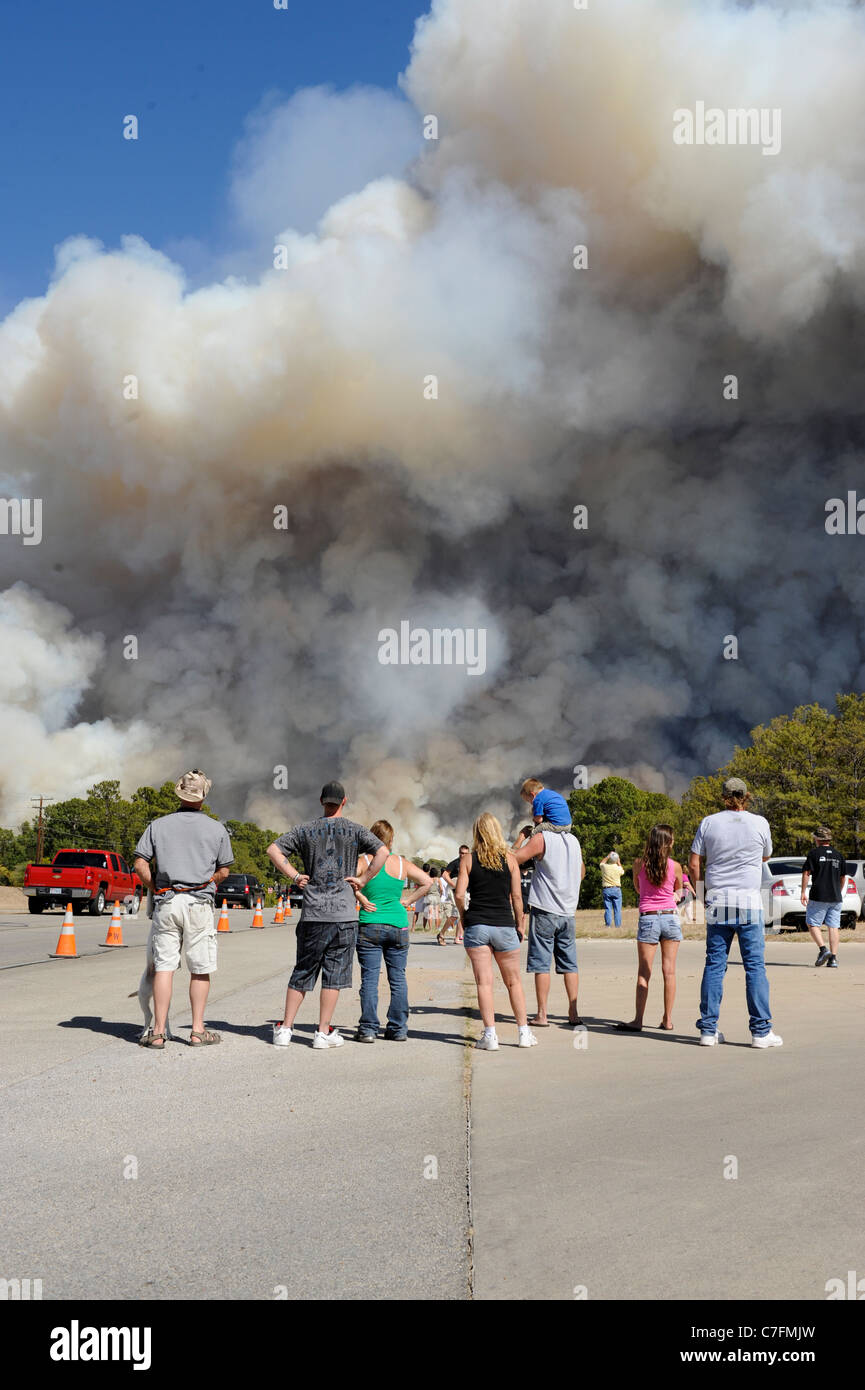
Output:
[2, 0, 865, 854]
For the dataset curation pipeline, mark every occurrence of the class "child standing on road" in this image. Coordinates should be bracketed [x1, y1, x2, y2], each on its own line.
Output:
[617, 824, 683, 1033]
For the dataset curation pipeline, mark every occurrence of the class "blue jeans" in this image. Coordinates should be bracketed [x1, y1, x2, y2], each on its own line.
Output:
[698, 910, 772, 1037]
[356, 923, 410, 1035]
[602, 886, 622, 926]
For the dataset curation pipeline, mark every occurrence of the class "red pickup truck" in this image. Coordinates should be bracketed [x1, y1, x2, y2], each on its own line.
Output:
[23, 850, 143, 916]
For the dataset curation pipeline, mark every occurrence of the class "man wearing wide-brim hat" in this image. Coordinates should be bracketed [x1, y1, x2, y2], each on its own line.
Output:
[133, 770, 234, 1049]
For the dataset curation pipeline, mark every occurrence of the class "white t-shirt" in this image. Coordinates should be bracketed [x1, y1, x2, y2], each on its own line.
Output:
[691, 810, 772, 908]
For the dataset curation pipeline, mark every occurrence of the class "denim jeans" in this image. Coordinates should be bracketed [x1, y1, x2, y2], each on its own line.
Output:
[356, 923, 410, 1034]
[697, 910, 772, 1036]
[602, 886, 622, 926]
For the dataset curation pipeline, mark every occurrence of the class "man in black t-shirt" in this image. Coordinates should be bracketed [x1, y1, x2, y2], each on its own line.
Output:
[442, 846, 470, 944]
[801, 827, 847, 968]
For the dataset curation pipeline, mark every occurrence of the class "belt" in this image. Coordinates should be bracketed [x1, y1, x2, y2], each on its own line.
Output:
[154, 879, 215, 896]
[639, 909, 677, 915]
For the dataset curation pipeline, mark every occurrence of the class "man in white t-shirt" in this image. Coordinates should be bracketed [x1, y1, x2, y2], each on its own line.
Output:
[514, 828, 585, 1027]
[689, 777, 782, 1049]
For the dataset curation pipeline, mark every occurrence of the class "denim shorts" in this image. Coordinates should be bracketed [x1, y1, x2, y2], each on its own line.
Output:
[636, 911, 683, 944]
[462, 922, 521, 952]
[526, 908, 579, 973]
[805, 899, 842, 928]
[288, 920, 358, 991]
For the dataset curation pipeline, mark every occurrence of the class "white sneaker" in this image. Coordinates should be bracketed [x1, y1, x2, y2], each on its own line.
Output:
[272, 1024, 292, 1047]
[751, 1030, 783, 1048]
[518, 1028, 538, 1047]
[699, 1031, 724, 1046]
[476, 1031, 499, 1050]
[313, 1027, 344, 1049]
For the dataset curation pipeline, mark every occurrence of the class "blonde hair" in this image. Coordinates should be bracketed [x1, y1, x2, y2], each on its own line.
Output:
[472, 812, 509, 871]
[370, 819, 394, 849]
[520, 777, 544, 798]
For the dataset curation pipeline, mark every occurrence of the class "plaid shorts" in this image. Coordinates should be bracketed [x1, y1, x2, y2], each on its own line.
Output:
[288, 920, 358, 992]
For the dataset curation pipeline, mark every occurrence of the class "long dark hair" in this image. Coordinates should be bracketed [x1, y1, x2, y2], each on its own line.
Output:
[641, 823, 674, 887]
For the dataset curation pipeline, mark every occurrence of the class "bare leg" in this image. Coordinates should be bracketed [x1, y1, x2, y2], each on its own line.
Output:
[563, 972, 581, 1023]
[318, 986, 339, 1031]
[531, 972, 551, 1023]
[189, 973, 210, 1034]
[624, 943, 656, 1027]
[466, 945, 496, 1027]
[808, 922, 825, 951]
[282, 985, 306, 1028]
[495, 949, 528, 1027]
[152, 969, 174, 1036]
[828, 926, 840, 956]
[659, 939, 680, 1027]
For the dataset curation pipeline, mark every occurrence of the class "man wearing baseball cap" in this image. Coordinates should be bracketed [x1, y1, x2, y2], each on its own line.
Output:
[266, 781, 388, 1049]
[133, 770, 234, 1049]
[689, 777, 782, 1048]
[801, 827, 846, 968]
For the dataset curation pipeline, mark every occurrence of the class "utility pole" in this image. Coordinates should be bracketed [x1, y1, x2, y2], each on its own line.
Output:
[31, 796, 55, 864]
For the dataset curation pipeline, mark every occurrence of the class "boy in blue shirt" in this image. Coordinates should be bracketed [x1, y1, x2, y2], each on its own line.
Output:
[520, 778, 572, 833]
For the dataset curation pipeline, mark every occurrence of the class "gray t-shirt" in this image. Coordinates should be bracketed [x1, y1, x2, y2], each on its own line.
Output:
[274, 816, 384, 923]
[135, 810, 234, 901]
[528, 832, 582, 916]
[691, 809, 772, 907]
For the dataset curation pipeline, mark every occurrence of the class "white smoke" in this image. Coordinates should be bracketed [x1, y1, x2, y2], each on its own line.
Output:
[1, 0, 864, 851]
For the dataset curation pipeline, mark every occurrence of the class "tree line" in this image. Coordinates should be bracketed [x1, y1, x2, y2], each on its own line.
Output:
[3, 695, 864, 907]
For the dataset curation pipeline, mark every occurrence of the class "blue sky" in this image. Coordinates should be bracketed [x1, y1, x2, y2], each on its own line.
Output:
[0, 0, 427, 315]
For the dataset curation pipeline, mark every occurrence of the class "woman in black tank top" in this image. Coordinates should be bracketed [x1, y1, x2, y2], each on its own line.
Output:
[455, 813, 537, 1050]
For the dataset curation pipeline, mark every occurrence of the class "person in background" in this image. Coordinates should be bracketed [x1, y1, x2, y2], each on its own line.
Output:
[617, 825, 682, 1032]
[600, 851, 625, 927]
[801, 827, 846, 969]
[353, 820, 431, 1041]
[423, 867, 445, 934]
[436, 873, 458, 945]
[689, 777, 781, 1048]
[679, 865, 696, 923]
[442, 846, 470, 944]
[512, 826, 538, 913]
[456, 814, 536, 1050]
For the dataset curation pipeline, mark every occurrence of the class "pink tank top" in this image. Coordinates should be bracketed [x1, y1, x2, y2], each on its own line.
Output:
[637, 860, 677, 912]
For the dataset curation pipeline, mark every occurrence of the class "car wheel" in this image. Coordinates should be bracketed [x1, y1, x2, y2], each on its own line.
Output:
[27, 899, 45, 914]
[89, 889, 106, 916]
[841, 913, 856, 929]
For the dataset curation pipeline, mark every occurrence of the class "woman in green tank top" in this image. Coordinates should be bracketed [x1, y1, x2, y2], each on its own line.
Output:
[353, 820, 431, 1042]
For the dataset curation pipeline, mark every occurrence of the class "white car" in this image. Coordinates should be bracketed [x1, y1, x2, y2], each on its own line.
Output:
[761, 856, 861, 931]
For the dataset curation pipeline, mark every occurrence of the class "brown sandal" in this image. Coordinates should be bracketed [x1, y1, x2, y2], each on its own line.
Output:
[189, 1029, 221, 1046]
[141, 1030, 166, 1049]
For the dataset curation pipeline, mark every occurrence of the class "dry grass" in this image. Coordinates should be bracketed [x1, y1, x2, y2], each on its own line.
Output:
[574, 907, 862, 942]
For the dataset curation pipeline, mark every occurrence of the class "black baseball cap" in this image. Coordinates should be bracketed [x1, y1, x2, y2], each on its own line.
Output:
[320, 780, 346, 806]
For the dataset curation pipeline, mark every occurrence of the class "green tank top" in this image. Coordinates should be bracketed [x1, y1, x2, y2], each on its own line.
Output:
[358, 856, 408, 928]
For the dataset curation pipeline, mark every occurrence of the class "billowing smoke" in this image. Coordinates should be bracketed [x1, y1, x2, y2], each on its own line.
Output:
[2, 0, 865, 853]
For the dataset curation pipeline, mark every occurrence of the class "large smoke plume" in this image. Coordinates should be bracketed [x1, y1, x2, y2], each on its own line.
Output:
[2, 0, 865, 854]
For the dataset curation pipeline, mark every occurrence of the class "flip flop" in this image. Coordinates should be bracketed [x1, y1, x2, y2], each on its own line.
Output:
[528, 1016, 550, 1027]
[615, 1021, 643, 1032]
[656, 1022, 674, 1030]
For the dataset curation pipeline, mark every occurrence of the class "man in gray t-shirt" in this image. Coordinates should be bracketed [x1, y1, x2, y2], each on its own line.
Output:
[689, 778, 781, 1049]
[266, 781, 387, 1049]
[133, 770, 233, 1050]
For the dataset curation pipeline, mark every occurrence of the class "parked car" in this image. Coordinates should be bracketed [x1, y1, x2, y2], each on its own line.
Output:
[841, 857, 865, 918]
[760, 856, 861, 930]
[23, 849, 142, 916]
[217, 874, 266, 908]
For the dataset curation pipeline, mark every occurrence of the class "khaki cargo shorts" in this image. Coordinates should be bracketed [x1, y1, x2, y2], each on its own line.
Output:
[149, 893, 217, 974]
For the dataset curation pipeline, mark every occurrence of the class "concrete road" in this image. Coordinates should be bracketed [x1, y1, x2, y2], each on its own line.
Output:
[1, 918, 861, 1300]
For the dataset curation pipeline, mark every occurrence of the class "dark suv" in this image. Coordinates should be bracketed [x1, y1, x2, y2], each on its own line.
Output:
[218, 874, 265, 908]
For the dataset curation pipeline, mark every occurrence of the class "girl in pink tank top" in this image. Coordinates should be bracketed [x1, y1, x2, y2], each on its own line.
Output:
[617, 824, 683, 1033]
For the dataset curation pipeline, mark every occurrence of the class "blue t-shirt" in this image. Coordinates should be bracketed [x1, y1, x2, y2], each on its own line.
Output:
[531, 788, 571, 826]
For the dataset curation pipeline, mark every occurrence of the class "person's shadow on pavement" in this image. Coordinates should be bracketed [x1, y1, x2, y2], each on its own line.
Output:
[58, 1015, 141, 1043]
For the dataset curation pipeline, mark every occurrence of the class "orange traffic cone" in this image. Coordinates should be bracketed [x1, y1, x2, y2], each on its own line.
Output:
[250, 898, 264, 929]
[50, 903, 79, 958]
[273, 896, 285, 924]
[285, 896, 292, 919]
[101, 900, 127, 948]
[217, 900, 231, 933]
